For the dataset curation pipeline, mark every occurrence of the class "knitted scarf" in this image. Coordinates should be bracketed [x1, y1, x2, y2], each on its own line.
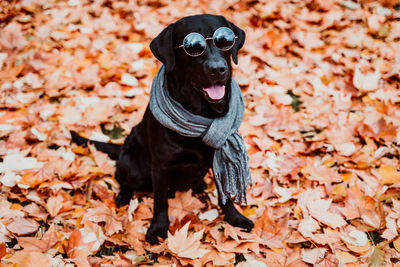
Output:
[149, 66, 251, 204]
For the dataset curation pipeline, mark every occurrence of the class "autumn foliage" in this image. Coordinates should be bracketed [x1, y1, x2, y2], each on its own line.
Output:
[1, 0, 400, 266]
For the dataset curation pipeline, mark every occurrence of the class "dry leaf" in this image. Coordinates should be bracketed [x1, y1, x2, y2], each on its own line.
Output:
[307, 199, 347, 228]
[168, 190, 205, 222]
[66, 229, 92, 267]
[378, 165, 400, 185]
[335, 251, 358, 264]
[17, 224, 60, 252]
[167, 222, 209, 259]
[46, 192, 73, 217]
[6, 217, 39, 236]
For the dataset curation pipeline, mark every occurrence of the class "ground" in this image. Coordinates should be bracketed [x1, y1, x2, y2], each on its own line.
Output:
[0, 0, 400, 266]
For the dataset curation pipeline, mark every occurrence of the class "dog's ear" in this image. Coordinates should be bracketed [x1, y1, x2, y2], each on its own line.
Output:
[225, 19, 245, 64]
[150, 23, 175, 72]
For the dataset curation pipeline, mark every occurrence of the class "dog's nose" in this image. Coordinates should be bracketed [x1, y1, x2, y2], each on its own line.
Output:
[205, 60, 228, 81]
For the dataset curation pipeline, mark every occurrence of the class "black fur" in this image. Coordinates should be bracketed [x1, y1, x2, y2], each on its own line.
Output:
[71, 14, 253, 244]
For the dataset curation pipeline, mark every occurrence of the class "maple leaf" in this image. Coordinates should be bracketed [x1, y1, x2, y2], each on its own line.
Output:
[298, 216, 320, 238]
[167, 221, 209, 259]
[254, 207, 290, 248]
[202, 249, 235, 266]
[307, 199, 347, 229]
[168, 190, 205, 222]
[82, 202, 123, 236]
[66, 229, 92, 267]
[121, 220, 147, 255]
[19, 168, 54, 188]
[46, 192, 73, 217]
[17, 224, 60, 252]
[301, 248, 327, 265]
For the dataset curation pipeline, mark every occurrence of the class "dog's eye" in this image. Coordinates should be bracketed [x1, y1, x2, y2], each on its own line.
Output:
[183, 33, 207, 57]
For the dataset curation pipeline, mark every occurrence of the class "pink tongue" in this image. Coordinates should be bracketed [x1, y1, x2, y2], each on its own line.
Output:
[203, 85, 225, 100]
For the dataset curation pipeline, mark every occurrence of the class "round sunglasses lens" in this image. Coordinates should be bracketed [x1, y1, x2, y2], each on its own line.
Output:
[213, 27, 236, 51]
[183, 33, 206, 56]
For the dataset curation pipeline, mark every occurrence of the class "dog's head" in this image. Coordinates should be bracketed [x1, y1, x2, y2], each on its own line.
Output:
[150, 14, 245, 116]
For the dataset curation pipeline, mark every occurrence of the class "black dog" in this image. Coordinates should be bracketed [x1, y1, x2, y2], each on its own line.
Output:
[71, 14, 253, 244]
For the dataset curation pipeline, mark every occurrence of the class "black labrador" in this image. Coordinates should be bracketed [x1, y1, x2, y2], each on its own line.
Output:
[71, 14, 253, 244]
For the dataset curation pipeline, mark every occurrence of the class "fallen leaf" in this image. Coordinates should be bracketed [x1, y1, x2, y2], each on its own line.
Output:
[46, 192, 73, 217]
[66, 229, 93, 267]
[393, 237, 400, 253]
[198, 209, 219, 222]
[19, 168, 54, 188]
[0, 242, 6, 259]
[378, 165, 400, 185]
[121, 220, 147, 255]
[82, 202, 123, 236]
[202, 249, 235, 266]
[335, 250, 358, 264]
[167, 221, 209, 259]
[307, 199, 347, 228]
[168, 190, 205, 222]
[368, 246, 384, 267]
[17, 224, 60, 252]
[21, 252, 50, 267]
[6, 217, 39, 235]
[353, 64, 381, 92]
[301, 248, 327, 265]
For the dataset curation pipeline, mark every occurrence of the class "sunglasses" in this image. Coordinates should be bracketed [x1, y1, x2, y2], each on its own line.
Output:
[175, 27, 238, 57]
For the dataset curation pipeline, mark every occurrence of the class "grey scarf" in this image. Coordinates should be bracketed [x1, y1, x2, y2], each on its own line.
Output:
[149, 66, 251, 204]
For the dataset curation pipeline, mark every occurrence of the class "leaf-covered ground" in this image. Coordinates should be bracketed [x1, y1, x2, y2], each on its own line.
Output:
[1, 0, 400, 266]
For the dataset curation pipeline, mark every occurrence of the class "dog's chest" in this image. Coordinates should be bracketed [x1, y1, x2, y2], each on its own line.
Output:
[163, 134, 214, 190]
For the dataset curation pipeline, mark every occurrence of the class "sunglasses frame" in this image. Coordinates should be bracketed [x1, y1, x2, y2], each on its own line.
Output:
[175, 27, 238, 57]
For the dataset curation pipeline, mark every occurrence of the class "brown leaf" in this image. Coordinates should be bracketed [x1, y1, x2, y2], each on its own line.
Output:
[0, 22, 27, 50]
[168, 190, 205, 222]
[67, 229, 92, 267]
[46, 192, 73, 217]
[254, 207, 290, 248]
[0, 242, 6, 259]
[17, 224, 60, 252]
[6, 217, 39, 235]
[82, 202, 123, 236]
[167, 222, 209, 259]
[121, 220, 147, 255]
[19, 168, 54, 188]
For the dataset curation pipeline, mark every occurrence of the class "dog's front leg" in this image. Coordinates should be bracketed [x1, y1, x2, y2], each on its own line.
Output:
[218, 192, 254, 232]
[145, 168, 169, 244]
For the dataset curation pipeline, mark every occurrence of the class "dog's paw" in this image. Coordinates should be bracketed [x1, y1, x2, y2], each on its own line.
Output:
[225, 213, 254, 232]
[115, 190, 133, 207]
[145, 222, 168, 245]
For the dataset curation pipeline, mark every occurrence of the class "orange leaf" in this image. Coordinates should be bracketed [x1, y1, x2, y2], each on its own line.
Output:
[335, 251, 358, 264]
[168, 190, 205, 222]
[6, 217, 39, 236]
[82, 202, 123, 236]
[21, 251, 50, 267]
[67, 229, 92, 267]
[19, 168, 54, 188]
[378, 165, 400, 185]
[0, 242, 6, 259]
[17, 224, 60, 253]
[46, 192, 73, 217]
[167, 221, 209, 259]
[394, 237, 400, 253]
